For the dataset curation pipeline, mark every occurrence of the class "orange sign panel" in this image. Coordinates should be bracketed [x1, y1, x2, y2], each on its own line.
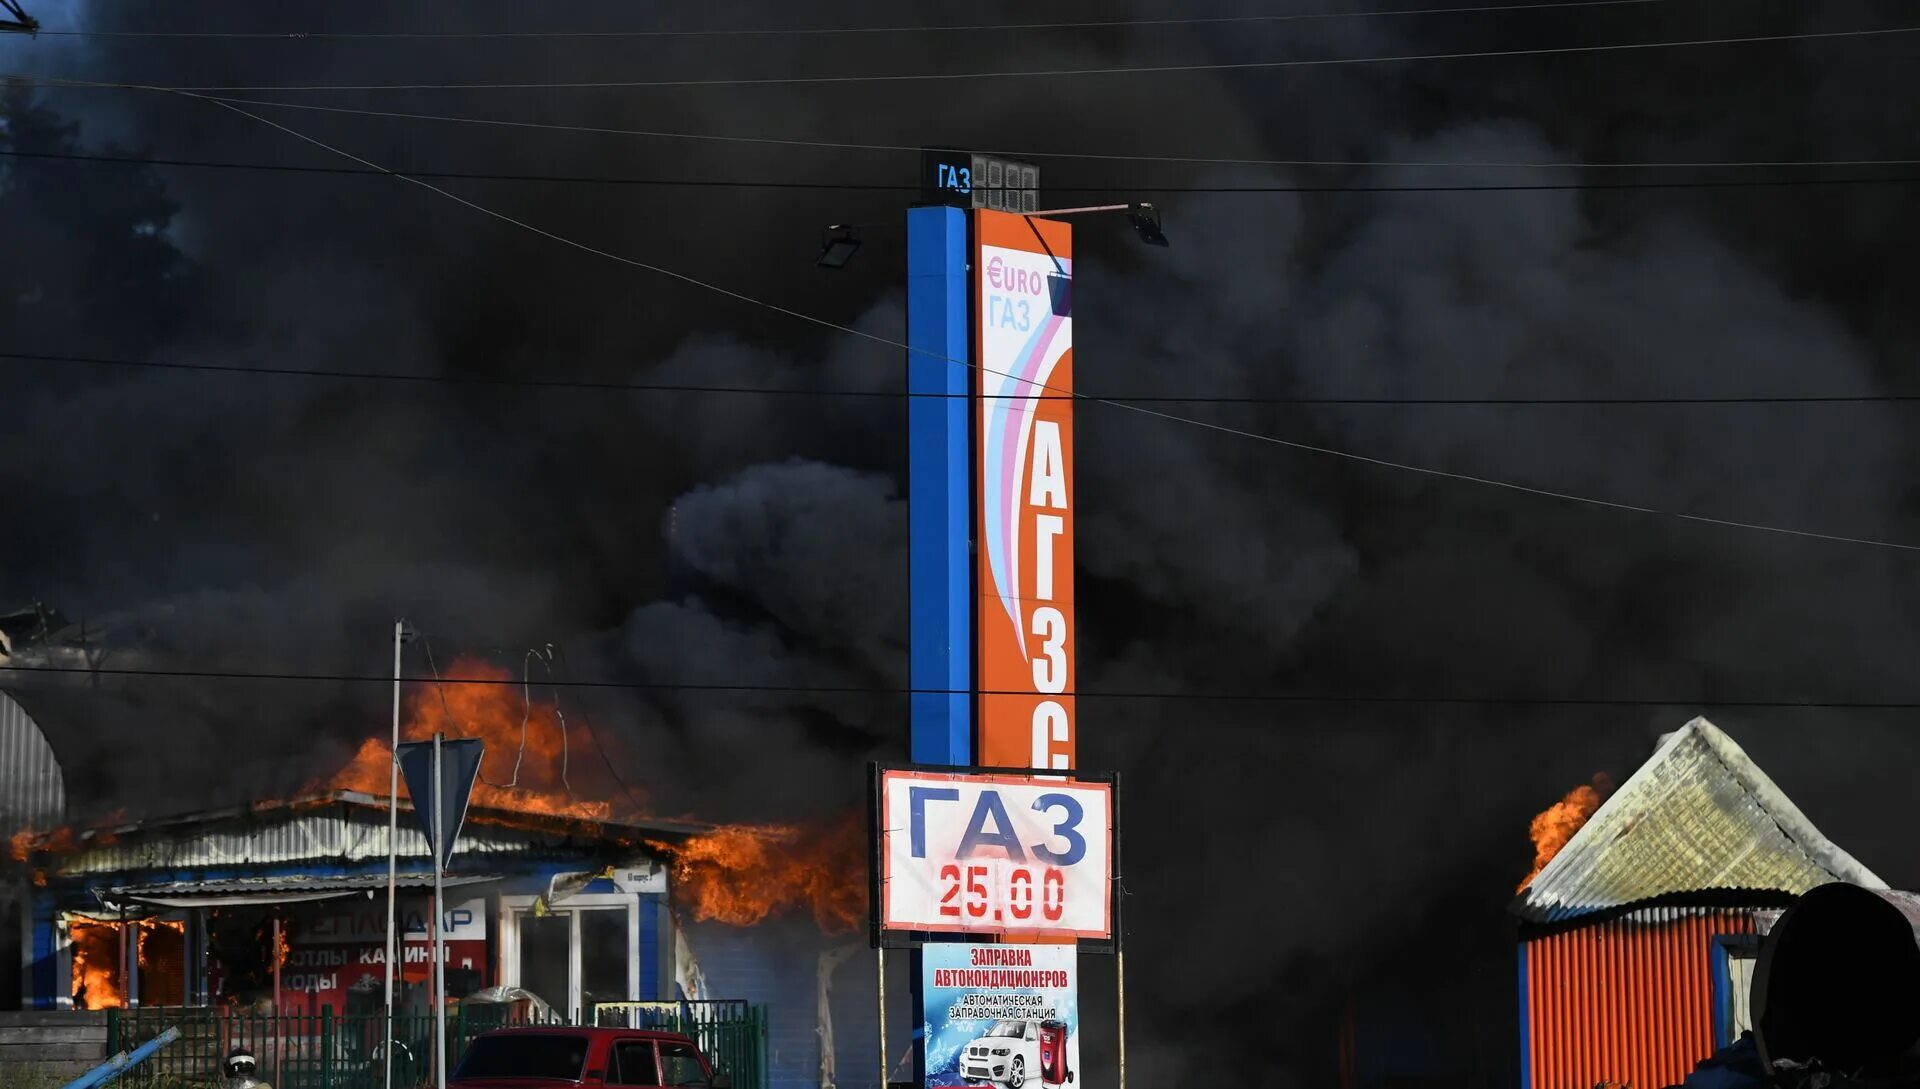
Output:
[974, 210, 1075, 770]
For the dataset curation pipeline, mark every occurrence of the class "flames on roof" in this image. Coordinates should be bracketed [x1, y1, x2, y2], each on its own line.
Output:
[11, 653, 871, 933]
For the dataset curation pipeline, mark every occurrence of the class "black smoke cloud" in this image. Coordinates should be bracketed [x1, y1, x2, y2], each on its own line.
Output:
[6, 1, 1920, 1083]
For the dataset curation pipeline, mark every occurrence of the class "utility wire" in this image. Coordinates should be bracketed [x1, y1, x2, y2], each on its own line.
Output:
[27, 0, 1676, 39]
[5, 351, 1913, 406]
[122, 94, 1920, 171]
[12, 83, 1913, 172]
[3, 662, 1918, 709]
[111, 89, 1920, 554]
[16, 147, 1920, 194]
[551, 643, 652, 817]
[33, 24, 1920, 91]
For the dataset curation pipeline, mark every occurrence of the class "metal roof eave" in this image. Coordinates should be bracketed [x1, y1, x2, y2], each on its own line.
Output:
[106, 872, 504, 909]
[23, 790, 713, 860]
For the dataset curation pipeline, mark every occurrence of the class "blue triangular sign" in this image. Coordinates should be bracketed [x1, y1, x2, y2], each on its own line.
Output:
[396, 737, 483, 872]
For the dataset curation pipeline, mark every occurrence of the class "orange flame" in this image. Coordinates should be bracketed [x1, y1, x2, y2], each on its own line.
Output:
[658, 814, 866, 934]
[138, 918, 186, 966]
[311, 656, 632, 822]
[69, 920, 122, 1010]
[1517, 773, 1614, 891]
[10, 812, 124, 864]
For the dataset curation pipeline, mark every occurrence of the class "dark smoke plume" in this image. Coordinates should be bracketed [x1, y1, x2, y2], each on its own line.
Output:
[6, 2, 1920, 1083]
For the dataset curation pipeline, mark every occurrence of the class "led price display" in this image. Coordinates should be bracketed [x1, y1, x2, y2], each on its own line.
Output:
[919, 148, 1040, 212]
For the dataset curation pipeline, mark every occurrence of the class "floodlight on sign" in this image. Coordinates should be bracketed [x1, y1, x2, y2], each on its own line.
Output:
[1127, 203, 1169, 247]
[817, 226, 863, 269]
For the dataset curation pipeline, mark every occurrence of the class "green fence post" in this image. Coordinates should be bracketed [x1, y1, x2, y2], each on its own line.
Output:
[321, 1006, 334, 1089]
[106, 1006, 121, 1058]
[756, 1005, 768, 1089]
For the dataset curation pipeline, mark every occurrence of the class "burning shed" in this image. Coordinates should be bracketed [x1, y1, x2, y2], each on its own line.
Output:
[15, 791, 711, 1019]
[1514, 717, 1885, 1089]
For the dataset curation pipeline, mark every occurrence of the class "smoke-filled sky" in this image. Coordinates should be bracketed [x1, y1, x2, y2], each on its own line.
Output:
[6, 1, 1920, 1083]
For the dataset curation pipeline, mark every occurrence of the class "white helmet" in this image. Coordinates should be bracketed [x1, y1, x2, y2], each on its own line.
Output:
[223, 1048, 259, 1079]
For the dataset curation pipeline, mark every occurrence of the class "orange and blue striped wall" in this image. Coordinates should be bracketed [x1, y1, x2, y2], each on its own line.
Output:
[1518, 906, 1756, 1089]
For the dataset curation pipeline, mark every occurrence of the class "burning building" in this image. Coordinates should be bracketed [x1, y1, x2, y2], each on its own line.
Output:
[1514, 717, 1887, 1089]
[2, 660, 886, 1089]
[15, 791, 710, 1016]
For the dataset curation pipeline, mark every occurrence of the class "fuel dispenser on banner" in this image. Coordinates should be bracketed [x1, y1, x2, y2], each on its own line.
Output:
[1040, 1020, 1074, 1086]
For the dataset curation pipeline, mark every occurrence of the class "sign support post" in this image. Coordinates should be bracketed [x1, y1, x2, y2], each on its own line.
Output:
[904, 194, 976, 1089]
[432, 732, 447, 1089]
[383, 620, 403, 1089]
[396, 732, 480, 1089]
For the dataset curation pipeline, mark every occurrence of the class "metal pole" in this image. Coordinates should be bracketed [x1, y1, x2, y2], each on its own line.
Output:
[875, 946, 888, 1089]
[433, 732, 448, 1089]
[1024, 203, 1133, 218]
[384, 619, 403, 1089]
[1116, 948, 1128, 1089]
[273, 915, 284, 1089]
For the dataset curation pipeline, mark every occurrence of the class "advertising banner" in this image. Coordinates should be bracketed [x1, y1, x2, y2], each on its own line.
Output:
[974, 209, 1076, 772]
[879, 769, 1111, 939]
[923, 944, 1079, 1089]
[215, 897, 489, 1011]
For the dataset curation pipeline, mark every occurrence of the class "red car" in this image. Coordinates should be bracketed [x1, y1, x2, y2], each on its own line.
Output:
[450, 1027, 731, 1089]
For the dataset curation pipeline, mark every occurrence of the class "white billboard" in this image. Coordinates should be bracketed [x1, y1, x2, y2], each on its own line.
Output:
[879, 769, 1112, 939]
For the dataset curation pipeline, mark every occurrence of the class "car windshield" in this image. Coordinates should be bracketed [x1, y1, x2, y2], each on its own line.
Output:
[985, 1021, 1025, 1039]
[454, 1034, 590, 1081]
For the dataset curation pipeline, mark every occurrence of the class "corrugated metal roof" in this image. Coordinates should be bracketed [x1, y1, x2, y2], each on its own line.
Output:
[1515, 717, 1884, 924]
[0, 688, 66, 829]
[38, 792, 699, 877]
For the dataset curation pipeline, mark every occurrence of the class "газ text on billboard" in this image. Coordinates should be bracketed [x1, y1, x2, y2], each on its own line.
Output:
[923, 944, 1079, 1089]
[974, 210, 1075, 771]
[880, 769, 1111, 939]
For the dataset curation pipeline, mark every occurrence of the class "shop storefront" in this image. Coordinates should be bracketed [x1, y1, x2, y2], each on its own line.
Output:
[17, 792, 700, 1018]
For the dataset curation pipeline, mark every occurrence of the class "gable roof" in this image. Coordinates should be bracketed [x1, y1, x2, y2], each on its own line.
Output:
[1515, 717, 1884, 924]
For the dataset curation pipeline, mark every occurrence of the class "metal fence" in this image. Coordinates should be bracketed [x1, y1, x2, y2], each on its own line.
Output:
[105, 1002, 766, 1089]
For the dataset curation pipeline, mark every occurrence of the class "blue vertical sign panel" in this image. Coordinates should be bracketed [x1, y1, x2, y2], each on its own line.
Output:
[907, 206, 973, 767]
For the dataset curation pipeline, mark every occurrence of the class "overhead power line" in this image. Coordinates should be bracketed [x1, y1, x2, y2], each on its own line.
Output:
[36, 23, 1920, 92]
[26, 88, 1917, 172]
[4, 662, 1919, 710]
[15, 147, 1920, 194]
[31, 0, 1677, 39]
[7, 351, 1915, 406]
[156, 89, 1920, 554]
